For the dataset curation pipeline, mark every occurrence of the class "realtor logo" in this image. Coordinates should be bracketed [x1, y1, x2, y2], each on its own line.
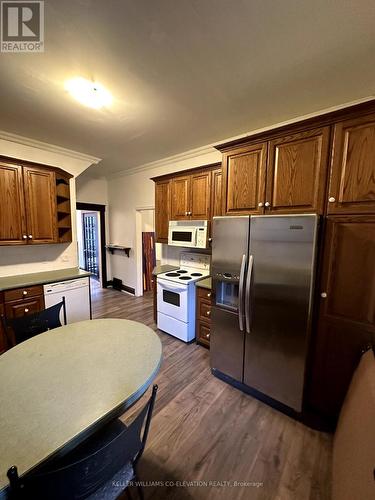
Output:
[1, 1, 44, 52]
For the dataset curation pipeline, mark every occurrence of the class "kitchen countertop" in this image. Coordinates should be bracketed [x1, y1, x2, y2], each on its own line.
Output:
[196, 277, 212, 290]
[0, 268, 92, 292]
[152, 264, 179, 276]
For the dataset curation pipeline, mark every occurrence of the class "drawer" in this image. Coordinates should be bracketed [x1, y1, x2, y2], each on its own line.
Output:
[4, 285, 44, 302]
[198, 287, 212, 300]
[198, 299, 211, 321]
[5, 295, 45, 319]
[197, 320, 210, 346]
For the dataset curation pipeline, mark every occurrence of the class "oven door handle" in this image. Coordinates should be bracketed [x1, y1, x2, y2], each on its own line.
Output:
[238, 254, 246, 332]
[157, 280, 187, 293]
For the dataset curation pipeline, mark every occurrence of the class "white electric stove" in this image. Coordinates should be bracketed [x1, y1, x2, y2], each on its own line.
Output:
[157, 253, 210, 342]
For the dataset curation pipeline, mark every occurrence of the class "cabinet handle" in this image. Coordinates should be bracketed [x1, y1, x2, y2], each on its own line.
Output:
[258, 202, 264, 207]
[265, 202, 271, 207]
[207, 292, 211, 298]
[321, 292, 327, 298]
[185, 211, 188, 216]
[188, 211, 192, 216]
[24, 308, 29, 313]
[23, 291, 28, 296]
[28, 234, 33, 239]
[328, 197, 336, 203]
[22, 235, 27, 239]
[206, 310, 211, 316]
[205, 333, 210, 339]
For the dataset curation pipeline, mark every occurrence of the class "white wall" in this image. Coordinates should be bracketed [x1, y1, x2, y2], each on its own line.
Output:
[107, 147, 221, 291]
[76, 170, 111, 281]
[0, 136, 98, 278]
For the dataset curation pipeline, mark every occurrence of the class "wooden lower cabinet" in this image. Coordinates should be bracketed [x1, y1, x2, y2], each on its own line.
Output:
[3, 285, 45, 348]
[307, 216, 375, 422]
[0, 301, 7, 354]
[196, 287, 212, 347]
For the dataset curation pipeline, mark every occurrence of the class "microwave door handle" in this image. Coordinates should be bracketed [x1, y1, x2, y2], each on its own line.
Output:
[245, 255, 253, 334]
[238, 254, 246, 331]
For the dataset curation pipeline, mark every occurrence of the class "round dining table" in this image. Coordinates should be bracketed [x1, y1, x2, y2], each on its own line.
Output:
[0, 318, 162, 499]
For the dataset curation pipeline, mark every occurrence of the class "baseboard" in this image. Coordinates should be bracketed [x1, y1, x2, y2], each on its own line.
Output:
[106, 280, 135, 295]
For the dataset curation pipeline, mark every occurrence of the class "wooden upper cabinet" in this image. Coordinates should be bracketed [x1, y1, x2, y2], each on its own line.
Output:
[155, 180, 170, 243]
[308, 216, 375, 419]
[0, 162, 26, 244]
[23, 166, 58, 244]
[211, 168, 223, 218]
[170, 175, 190, 220]
[190, 171, 211, 219]
[328, 114, 375, 214]
[222, 142, 267, 215]
[266, 127, 330, 214]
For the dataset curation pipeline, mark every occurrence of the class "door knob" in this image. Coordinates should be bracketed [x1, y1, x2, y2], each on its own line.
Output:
[265, 202, 271, 207]
[24, 308, 29, 313]
[321, 292, 327, 298]
[328, 197, 336, 203]
[258, 202, 264, 207]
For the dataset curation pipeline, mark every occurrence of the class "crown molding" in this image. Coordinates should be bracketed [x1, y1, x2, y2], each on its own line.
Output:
[109, 144, 217, 179]
[0, 130, 101, 164]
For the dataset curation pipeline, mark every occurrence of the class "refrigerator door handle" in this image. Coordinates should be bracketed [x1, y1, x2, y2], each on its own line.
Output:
[238, 254, 246, 331]
[245, 255, 253, 333]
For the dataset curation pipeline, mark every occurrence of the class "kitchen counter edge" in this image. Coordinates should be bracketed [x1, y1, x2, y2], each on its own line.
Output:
[0, 268, 92, 292]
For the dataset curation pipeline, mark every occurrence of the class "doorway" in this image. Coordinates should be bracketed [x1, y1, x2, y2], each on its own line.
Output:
[76, 202, 108, 287]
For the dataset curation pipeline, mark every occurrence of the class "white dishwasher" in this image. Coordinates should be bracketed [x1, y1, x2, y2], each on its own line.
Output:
[43, 277, 91, 324]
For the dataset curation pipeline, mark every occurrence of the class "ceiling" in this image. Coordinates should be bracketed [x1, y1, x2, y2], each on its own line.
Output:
[0, 0, 374, 176]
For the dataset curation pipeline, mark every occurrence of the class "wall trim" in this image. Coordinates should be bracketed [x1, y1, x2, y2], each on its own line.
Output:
[108, 95, 374, 179]
[0, 130, 101, 164]
[109, 144, 215, 179]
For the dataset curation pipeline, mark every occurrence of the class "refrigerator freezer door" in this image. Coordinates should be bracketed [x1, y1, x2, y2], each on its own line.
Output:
[211, 216, 250, 382]
[212, 216, 250, 280]
[244, 215, 318, 412]
[210, 306, 245, 381]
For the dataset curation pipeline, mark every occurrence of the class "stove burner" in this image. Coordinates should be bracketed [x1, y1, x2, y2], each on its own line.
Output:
[191, 272, 203, 276]
[179, 276, 192, 280]
[176, 269, 188, 274]
[165, 272, 180, 277]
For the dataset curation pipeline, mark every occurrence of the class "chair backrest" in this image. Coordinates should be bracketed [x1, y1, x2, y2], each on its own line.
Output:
[3, 297, 67, 346]
[7, 384, 158, 500]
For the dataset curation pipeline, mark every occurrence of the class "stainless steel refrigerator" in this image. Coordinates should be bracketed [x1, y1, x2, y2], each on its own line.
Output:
[210, 215, 319, 413]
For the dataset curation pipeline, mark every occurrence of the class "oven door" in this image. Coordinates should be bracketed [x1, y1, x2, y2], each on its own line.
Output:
[157, 278, 188, 322]
[168, 226, 197, 247]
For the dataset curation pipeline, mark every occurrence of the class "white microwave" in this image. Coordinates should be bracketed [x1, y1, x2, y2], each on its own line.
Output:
[168, 220, 208, 248]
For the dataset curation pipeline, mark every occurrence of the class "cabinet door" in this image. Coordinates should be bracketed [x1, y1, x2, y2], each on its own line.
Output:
[328, 114, 375, 214]
[5, 295, 45, 319]
[154, 180, 170, 243]
[308, 216, 375, 420]
[222, 142, 267, 215]
[211, 168, 222, 218]
[23, 166, 58, 244]
[266, 127, 330, 214]
[0, 302, 7, 354]
[190, 171, 211, 220]
[170, 176, 191, 220]
[0, 162, 26, 245]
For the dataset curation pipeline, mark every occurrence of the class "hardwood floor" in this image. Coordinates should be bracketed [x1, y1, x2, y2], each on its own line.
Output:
[91, 282, 332, 500]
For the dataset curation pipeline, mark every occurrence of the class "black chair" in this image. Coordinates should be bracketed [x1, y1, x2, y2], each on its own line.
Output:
[7, 384, 158, 500]
[2, 297, 67, 346]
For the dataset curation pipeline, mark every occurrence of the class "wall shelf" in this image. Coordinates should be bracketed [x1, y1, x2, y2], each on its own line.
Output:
[106, 245, 131, 257]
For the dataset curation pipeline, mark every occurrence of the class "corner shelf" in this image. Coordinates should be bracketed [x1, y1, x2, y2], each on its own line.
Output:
[55, 174, 72, 243]
[106, 245, 131, 257]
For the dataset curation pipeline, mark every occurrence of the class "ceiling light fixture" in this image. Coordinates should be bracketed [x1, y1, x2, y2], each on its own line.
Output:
[65, 77, 112, 109]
